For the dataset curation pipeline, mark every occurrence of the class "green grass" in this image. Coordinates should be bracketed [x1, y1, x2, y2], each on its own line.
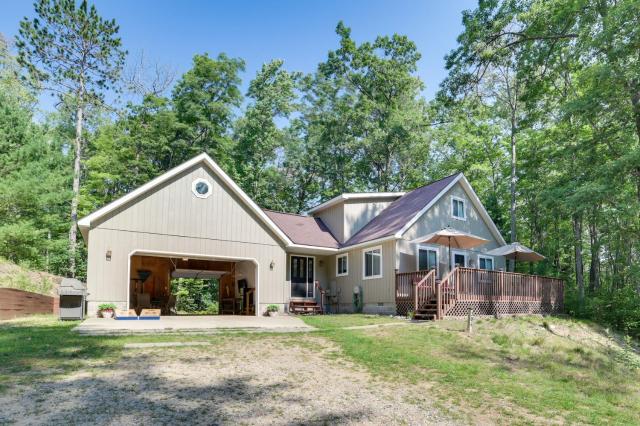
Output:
[302, 313, 402, 330]
[302, 315, 640, 425]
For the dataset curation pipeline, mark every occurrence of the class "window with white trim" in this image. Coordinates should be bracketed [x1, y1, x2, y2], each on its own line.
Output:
[336, 254, 348, 277]
[417, 245, 438, 273]
[478, 255, 494, 270]
[451, 196, 466, 220]
[363, 246, 382, 279]
[192, 178, 212, 199]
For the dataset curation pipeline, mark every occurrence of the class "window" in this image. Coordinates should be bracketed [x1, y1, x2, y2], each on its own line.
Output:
[192, 178, 212, 199]
[478, 255, 494, 271]
[451, 250, 467, 270]
[417, 245, 438, 273]
[362, 246, 382, 279]
[336, 254, 348, 277]
[451, 196, 466, 220]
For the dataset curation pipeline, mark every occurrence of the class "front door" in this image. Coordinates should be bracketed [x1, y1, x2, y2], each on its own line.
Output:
[291, 256, 314, 298]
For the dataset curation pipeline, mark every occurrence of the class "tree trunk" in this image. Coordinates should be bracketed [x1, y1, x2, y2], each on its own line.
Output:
[573, 213, 585, 313]
[509, 120, 517, 271]
[68, 104, 84, 278]
[588, 211, 600, 294]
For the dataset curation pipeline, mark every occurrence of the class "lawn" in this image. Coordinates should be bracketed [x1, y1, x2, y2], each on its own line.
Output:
[302, 315, 640, 425]
[1, 314, 639, 425]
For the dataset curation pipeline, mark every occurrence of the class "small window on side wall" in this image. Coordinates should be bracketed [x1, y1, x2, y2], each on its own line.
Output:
[336, 254, 348, 277]
[452, 196, 466, 220]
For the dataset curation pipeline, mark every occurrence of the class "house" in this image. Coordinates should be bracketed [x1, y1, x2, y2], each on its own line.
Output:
[78, 153, 563, 318]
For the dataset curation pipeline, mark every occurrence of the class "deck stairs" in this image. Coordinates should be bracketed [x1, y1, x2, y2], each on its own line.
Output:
[289, 299, 322, 315]
[413, 279, 440, 320]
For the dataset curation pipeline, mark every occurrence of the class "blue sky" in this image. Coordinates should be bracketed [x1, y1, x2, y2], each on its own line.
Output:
[1, 0, 476, 107]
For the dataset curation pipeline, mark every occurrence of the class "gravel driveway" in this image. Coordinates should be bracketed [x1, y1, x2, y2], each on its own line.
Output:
[0, 334, 455, 425]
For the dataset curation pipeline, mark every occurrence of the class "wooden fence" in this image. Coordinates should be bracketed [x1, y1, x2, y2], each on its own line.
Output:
[0, 288, 59, 320]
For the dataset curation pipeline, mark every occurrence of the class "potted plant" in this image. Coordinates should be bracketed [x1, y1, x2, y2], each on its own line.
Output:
[266, 304, 279, 317]
[98, 303, 117, 319]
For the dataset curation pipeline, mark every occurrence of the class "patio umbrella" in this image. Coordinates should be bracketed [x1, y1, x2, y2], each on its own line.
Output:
[414, 227, 489, 272]
[486, 242, 545, 264]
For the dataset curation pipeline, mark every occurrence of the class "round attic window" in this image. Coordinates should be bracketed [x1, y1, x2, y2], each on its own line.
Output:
[192, 178, 212, 199]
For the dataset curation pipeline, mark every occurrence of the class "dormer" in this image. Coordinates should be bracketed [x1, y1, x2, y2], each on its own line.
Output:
[307, 192, 404, 243]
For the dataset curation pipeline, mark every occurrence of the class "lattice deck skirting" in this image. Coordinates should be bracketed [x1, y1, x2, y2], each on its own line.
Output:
[396, 299, 414, 316]
[444, 300, 563, 317]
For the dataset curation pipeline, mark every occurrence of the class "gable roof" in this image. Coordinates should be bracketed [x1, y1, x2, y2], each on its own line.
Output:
[307, 192, 405, 214]
[77, 153, 294, 247]
[263, 210, 340, 249]
[343, 174, 462, 246]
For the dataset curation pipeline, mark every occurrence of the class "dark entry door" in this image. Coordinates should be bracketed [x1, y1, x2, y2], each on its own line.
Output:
[291, 256, 314, 298]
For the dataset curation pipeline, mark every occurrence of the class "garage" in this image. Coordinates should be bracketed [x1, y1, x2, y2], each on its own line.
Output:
[128, 252, 258, 316]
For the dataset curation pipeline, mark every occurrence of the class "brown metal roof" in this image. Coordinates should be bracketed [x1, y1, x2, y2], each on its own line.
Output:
[263, 210, 340, 249]
[343, 173, 462, 246]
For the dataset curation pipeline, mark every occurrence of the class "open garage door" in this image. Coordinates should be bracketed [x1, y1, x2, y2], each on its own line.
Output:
[128, 252, 257, 316]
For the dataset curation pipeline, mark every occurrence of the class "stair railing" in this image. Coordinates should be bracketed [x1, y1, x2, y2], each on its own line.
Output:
[436, 267, 458, 319]
[413, 269, 436, 312]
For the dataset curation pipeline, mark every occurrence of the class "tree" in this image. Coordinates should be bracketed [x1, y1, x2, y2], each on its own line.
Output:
[320, 22, 431, 192]
[16, 0, 125, 277]
[172, 53, 244, 168]
[233, 60, 297, 205]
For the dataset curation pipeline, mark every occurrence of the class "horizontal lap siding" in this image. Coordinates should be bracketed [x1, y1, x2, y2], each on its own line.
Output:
[86, 165, 286, 308]
[328, 240, 396, 306]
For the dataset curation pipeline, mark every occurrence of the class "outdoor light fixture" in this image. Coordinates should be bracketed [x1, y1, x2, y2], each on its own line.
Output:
[270, 260, 275, 270]
[105, 250, 112, 261]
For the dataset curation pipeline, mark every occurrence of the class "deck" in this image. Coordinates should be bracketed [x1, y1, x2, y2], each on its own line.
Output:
[396, 267, 563, 319]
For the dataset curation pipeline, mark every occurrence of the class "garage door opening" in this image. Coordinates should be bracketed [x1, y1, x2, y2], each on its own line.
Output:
[128, 253, 257, 316]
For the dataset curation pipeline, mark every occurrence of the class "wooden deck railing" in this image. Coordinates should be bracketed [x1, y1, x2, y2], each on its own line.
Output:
[438, 267, 564, 318]
[414, 269, 436, 312]
[454, 268, 563, 303]
[397, 267, 564, 318]
[395, 269, 433, 315]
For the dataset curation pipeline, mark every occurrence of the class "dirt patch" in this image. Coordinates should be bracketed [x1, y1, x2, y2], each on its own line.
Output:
[0, 334, 456, 425]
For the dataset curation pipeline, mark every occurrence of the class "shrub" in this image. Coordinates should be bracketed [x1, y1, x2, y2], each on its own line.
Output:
[266, 304, 279, 312]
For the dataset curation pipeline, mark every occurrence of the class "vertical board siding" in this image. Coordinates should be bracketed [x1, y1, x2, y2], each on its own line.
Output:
[316, 204, 345, 243]
[343, 199, 394, 241]
[86, 164, 287, 312]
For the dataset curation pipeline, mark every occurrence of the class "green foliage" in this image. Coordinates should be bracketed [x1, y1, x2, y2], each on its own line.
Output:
[97, 303, 116, 311]
[266, 304, 279, 312]
[171, 278, 219, 314]
[16, 0, 126, 105]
